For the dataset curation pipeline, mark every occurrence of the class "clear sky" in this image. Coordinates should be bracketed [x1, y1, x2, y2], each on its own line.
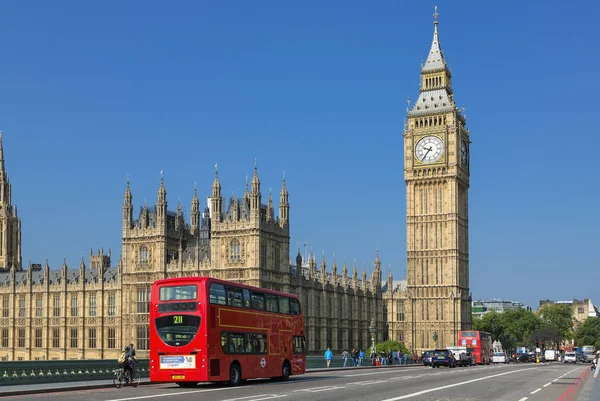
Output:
[0, 1, 598, 309]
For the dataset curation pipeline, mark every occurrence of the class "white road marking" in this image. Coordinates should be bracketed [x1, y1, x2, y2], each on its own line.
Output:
[552, 379, 558, 382]
[543, 382, 552, 387]
[377, 367, 536, 401]
[531, 388, 541, 394]
[348, 380, 387, 386]
[104, 386, 239, 401]
[223, 396, 286, 401]
[518, 397, 528, 401]
[292, 385, 344, 393]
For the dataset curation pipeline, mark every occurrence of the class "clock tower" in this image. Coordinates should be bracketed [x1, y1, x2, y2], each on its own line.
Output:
[404, 7, 471, 353]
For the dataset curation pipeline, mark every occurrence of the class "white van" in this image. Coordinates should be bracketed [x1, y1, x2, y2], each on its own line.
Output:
[544, 349, 556, 361]
[446, 346, 471, 366]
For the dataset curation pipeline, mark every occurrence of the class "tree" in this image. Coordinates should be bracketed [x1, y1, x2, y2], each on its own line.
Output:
[496, 308, 542, 352]
[472, 311, 504, 342]
[538, 303, 575, 348]
[574, 317, 600, 349]
[528, 324, 561, 349]
[374, 340, 409, 355]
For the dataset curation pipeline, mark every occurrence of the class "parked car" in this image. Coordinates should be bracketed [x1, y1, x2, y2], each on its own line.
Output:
[564, 352, 577, 363]
[515, 353, 530, 363]
[492, 351, 508, 364]
[431, 349, 457, 368]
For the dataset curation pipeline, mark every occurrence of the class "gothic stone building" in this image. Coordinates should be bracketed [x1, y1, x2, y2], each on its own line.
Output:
[0, 8, 470, 361]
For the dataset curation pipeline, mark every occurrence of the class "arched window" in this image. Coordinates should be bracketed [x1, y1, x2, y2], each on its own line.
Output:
[140, 247, 149, 264]
[231, 239, 241, 260]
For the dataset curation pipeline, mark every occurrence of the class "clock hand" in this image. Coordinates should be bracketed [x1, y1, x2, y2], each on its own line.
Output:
[422, 147, 432, 161]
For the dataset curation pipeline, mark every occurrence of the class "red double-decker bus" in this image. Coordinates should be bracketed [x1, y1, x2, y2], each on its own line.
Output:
[149, 277, 306, 387]
[458, 330, 492, 365]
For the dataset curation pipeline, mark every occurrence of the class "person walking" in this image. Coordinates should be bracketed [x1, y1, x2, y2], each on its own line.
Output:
[359, 349, 365, 366]
[351, 348, 358, 367]
[342, 349, 349, 367]
[324, 347, 333, 368]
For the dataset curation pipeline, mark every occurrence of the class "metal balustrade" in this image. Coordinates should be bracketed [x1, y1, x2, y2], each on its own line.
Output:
[0, 356, 416, 386]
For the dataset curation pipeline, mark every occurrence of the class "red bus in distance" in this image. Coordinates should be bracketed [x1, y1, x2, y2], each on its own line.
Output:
[149, 276, 306, 387]
[458, 330, 492, 365]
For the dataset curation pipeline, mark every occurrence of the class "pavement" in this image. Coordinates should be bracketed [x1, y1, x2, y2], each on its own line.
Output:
[580, 367, 600, 401]
[0, 363, 420, 398]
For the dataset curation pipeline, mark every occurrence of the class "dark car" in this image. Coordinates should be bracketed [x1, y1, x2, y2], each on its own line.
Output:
[421, 350, 434, 366]
[431, 349, 456, 368]
[515, 353, 530, 363]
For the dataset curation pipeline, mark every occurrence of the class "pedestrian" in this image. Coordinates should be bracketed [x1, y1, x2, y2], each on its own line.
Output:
[397, 350, 403, 365]
[359, 349, 365, 366]
[594, 351, 600, 380]
[370, 348, 377, 366]
[342, 349, 349, 367]
[351, 348, 358, 366]
[324, 347, 333, 368]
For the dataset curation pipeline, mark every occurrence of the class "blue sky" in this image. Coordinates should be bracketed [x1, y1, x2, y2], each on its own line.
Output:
[0, 1, 598, 309]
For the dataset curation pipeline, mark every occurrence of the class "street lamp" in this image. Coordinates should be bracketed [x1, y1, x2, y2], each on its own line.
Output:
[369, 319, 377, 354]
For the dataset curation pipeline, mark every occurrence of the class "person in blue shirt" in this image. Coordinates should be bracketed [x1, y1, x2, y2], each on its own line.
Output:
[324, 347, 333, 368]
[359, 349, 365, 366]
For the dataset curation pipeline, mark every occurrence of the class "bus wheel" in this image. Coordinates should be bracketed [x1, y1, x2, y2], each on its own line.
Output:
[229, 363, 242, 387]
[281, 361, 291, 381]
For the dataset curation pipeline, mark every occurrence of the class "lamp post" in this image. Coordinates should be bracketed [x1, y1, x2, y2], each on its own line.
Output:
[369, 319, 377, 354]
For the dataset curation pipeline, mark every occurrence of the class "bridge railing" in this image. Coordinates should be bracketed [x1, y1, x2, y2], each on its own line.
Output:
[0, 356, 417, 386]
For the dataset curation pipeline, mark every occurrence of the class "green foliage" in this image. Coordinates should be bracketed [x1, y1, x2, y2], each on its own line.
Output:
[537, 303, 575, 342]
[574, 317, 600, 349]
[373, 340, 409, 354]
[527, 323, 561, 349]
[471, 308, 543, 352]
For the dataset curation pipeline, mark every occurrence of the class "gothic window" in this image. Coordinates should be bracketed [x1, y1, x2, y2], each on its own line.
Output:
[70, 295, 78, 317]
[18, 328, 25, 348]
[88, 328, 97, 349]
[137, 288, 150, 313]
[1, 328, 8, 348]
[35, 328, 42, 348]
[52, 328, 60, 348]
[260, 244, 267, 269]
[108, 295, 116, 316]
[89, 294, 96, 317]
[53, 295, 60, 317]
[107, 328, 116, 349]
[35, 296, 43, 317]
[18, 296, 26, 318]
[274, 244, 280, 271]
[2, 296, 8, 317]
[396, 300, 404, 322]
[140, 247, 149, 264]
[137, 326, 150, 350]
[70, 328, 78, 348]
[231, 239, 241, 260]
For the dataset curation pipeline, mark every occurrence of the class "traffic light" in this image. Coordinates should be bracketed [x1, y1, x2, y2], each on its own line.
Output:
[541, 342, 545, 350]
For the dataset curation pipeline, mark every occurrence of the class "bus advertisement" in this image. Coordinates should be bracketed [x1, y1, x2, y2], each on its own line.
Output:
[458, 330, 492, 365]
[149, 277, 306, 387]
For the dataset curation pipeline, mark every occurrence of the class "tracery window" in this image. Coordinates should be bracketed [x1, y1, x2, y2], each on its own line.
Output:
[140, 247, 149, 264]
[231, 239, 241, 260]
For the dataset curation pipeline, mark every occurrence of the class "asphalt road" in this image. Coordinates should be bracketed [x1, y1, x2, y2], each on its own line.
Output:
[1, 362, 592, 401]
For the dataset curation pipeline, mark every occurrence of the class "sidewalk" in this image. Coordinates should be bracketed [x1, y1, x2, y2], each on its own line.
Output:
[0, 364, 420, 398]
[580, 372, 600, 401]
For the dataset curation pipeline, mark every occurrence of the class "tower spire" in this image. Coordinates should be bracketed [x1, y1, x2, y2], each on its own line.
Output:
[0, 131, 4, 173]
[422, 6, 446, 73]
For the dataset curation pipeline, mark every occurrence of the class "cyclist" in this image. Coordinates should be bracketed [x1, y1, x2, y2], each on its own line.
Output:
[119, 346, 134, 382]
[126, 343, 138, 381]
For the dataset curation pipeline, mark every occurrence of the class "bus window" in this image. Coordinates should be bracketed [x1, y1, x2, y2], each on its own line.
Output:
[290, 298, 301, 315]
[160, 285, 197, 301]
[293, 336, 306, 354]
[265, 294, 278, 312]
[251, 293, 265, 310]
[242, 289, 252, 308]
[209, 283, 227, 305]
[278, 297, 290, 314]
[227, 287, 244, 308]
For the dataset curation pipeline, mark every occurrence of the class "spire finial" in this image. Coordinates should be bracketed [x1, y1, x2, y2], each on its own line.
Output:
[215, 162, 219, 177]
[126, 174, 130, 186]
[433, 5, 439, 25]
[160, 169, 164, 182]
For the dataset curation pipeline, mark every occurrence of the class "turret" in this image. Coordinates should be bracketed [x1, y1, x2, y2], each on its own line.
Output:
[175, 199, 182, 231]
[371, 249, 382, 291]
[250, 164, 261, 219]
[308, 254, 316, 281]
[43, 257, 50, 287]
[362, 266, 367, 292]
[211, 165, 222, 223]
[342, 259, 348, 288]
[80, 253, 86, 287]
[320, 252, 327, 284]
[157, 172, 167, 224]
[352, 260, 358, 290]
[331, 255, 338, 286]
[295, 249, 302, 278]
[190, 185, 200, 234]
[279, 175, 289, 227]
[266, 190, 274, 222]
[123, 179, 133, 230]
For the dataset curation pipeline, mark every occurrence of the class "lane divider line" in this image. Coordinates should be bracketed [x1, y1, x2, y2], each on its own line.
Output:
[377, 367, 536, 401]
[531, 388, 541, 394]
[543, 383, 551, 387]
[518, 397, 528, 401]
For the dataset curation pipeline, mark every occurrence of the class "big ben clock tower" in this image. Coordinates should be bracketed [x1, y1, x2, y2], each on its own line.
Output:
[404, 7, 471, 353]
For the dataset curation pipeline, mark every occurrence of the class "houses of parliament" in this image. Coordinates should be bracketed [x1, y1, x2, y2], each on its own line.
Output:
[0, 8, 472, 361]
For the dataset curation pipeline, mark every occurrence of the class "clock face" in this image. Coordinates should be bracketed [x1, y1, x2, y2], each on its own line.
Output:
[461, 139, 468, 168]
[415, 136, 444, 164]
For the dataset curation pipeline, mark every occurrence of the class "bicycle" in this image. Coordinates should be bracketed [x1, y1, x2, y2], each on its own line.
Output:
[113, 362, 141, 388]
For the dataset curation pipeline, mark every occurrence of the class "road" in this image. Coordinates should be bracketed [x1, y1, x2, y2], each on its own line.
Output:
[1, 362, 592, 401]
